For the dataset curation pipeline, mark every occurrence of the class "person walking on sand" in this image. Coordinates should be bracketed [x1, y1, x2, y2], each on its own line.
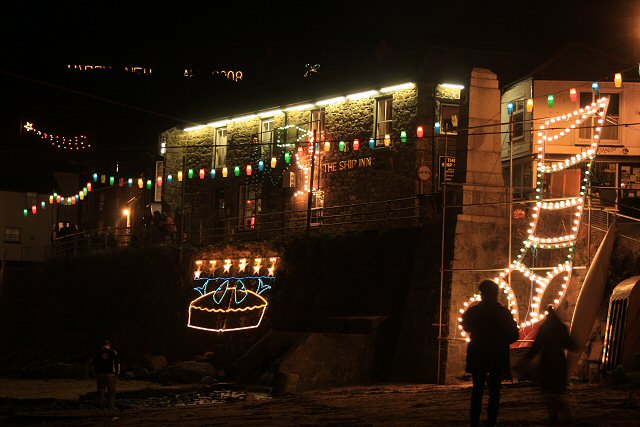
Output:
[462, 279, 520, 427]
[523, 304, 577, 425]
[92, 340, 121, 410]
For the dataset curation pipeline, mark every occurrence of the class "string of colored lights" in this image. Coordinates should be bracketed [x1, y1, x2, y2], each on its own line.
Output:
[22, 122, 91, 151]
[456, 94, 610, 342]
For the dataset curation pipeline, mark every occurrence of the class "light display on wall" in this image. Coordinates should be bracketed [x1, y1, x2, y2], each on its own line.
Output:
[23, 122, 91, 151]
[188, 257, 278, 333]
[457, 94, 611, 343]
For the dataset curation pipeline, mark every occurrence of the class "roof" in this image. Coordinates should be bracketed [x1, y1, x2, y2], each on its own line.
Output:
[503, 42, 638, 89]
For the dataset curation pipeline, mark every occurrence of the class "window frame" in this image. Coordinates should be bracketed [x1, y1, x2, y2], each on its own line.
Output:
[4, 226, 21, 243]
[374, 96, 393, 146]
[259, 118, 275, 158]
[577, 92, 620, 143]
[215, 127, 228, 167]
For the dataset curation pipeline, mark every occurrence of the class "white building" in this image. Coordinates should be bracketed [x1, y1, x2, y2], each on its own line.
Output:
[500, 45, 640, 213]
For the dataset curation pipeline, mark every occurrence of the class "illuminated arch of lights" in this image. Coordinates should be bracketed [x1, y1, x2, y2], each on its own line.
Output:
[456, 96, 610, 342]
[188, 257, 278, 333]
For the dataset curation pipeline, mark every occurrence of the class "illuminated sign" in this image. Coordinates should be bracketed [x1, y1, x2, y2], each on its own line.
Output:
[188, 257, 277, 333]
[321, 156, 372, 173]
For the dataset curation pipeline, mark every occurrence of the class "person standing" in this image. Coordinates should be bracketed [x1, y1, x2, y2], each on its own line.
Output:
[93, 340, 121, 410]
[461, 279, 520, 427]
[523, 305, 576, 425]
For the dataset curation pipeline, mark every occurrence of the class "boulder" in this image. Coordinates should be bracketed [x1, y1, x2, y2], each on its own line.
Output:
[142, 354, 168, 372]
[156, 361, 217, 384]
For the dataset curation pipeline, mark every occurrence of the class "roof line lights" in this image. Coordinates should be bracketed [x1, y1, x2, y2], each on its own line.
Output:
[315, 96, 346, 106]
[285, 103, 315, 112]
[257, 109, 282, 118]
[207, 119, 230, 128]
[184, 124, 207, 132]
[380, 82, 415, 93]
[346, 90, 379, 101]
[184, 81, 416, 132]
[232, 114, 258, 123]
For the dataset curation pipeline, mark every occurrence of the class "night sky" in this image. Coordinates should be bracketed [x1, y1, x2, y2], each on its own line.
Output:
[0, 1, 636, 174]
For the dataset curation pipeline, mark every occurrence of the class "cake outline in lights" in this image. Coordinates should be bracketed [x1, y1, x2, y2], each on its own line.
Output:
[188, 257, 277, 333]
[188, 282, 268, 332]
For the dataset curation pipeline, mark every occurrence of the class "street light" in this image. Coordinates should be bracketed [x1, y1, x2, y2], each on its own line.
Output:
[123, 209, 131, 228]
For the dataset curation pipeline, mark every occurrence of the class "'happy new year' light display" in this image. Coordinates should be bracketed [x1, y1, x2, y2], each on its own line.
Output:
[188, 257, 278, 332]
[456, 94, 611, 343]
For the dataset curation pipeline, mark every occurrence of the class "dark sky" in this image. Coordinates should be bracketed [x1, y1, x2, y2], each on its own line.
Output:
[0, 1, 636, 173]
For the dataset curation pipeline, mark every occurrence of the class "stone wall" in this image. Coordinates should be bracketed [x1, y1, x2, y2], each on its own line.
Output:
[444, 69, 510, 383]
[159, 86, 429, 240]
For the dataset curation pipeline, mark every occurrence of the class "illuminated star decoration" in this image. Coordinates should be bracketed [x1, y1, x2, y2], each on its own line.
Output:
[23, 121, 91, 150]
[304, 63, 320, 78]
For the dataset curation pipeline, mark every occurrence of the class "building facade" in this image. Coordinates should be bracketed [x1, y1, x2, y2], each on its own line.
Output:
[159, 79, 471, 242]
[501, 73, 640, 211]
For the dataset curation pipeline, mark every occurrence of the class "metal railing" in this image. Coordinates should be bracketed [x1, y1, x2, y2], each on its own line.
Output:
[194, 197, 429, 244]
[52, 196, 435, 256]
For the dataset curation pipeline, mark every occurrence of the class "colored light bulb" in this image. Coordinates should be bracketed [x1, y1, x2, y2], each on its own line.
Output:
[369, 138, 375, 149]
[434, 122, 441, 135]
[339, 140, 345, 152]
[109, 176, 115, 185]
[271, 157, 277, 168]
[569, 88, 577, 102]
[127, 178, 133, 187]
[384, 134, 391, 147]
[614, 73, 622, 88]
[400, 130, 407, 143]
[178, 171, 183, 181]
[258, 160, 265, 171]
[234, 166, 240, 176]
[210, 169, 216, 179]
[416, 125, 424, 138]
[547, 95, 554, 108]
[167, 174, 173, 184]
[188, 169, 194, 179]
[246, 164, 252, 176]
[353, 138, 360, 150]
[285, 152, 291, 164]
[93, 173, 98, 182]
[146, 179, 152, 189]
[324, 141, 331, 152]
[199, 168, 205, 179]
[507, 102, 514, 116]
[526, 99, 534, 112]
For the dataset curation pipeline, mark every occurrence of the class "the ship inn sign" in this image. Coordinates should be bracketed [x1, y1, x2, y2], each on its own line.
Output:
[321, 156, 372, 173]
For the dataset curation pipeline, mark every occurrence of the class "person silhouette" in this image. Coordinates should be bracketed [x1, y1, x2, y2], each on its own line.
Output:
[462, 279, 520, 427]
[523, 304, 577, 425]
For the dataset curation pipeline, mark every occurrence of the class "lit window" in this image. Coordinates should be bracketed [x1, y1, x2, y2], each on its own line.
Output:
[375, 97, 392, 145]
[310, 109, 325, 142]
[259, 119, 274, 158]
[579, 93, 619, 141]
[215, 127, 228, 167]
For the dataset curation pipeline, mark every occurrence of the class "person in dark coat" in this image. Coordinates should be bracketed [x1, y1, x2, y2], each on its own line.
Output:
[523, 305, 576, 425]
[92, 340, 121, 410]
[462, 279, 520, 427]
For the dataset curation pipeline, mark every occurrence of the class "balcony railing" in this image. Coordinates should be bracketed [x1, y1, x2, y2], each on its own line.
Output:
[52, 196, 435, 256]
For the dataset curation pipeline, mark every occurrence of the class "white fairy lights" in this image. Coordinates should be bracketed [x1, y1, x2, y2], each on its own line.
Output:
[457, 93, 611, 341]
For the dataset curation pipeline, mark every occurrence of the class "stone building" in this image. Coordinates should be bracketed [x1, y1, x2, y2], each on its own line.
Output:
[158, 78, 472, 242]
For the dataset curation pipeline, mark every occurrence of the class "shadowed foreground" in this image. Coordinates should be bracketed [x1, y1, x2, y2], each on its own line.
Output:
[1, 379, 639, 426]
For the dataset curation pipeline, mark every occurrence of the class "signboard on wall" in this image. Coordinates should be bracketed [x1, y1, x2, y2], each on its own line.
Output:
[438, 155, 455, 185]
